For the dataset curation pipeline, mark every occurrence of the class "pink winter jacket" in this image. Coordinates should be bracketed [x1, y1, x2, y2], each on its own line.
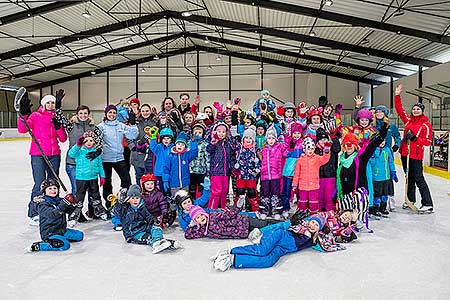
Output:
[18, 107, 67, 156]
[260, 142, 289, 181]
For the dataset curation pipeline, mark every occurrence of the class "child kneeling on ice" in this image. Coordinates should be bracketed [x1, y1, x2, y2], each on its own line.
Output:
[185, 205, 282, 240]
[27, 179, 83, 252]
[212, 214, 345, 271]
[114, 184, 181, 253]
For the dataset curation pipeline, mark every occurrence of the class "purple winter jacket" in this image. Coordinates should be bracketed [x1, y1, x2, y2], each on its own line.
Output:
[184, 208, 250, 239]
[141, 189, 169, 218]
[260, 142, 289, 181]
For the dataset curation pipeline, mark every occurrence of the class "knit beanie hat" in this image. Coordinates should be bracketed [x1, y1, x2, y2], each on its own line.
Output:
[213, 122, 229, 133]
[243, 125, 257, 142]
[315, 128, 328, 142]
[308, 214, 325, 230]
[291, 122, 303, 134]
[302, 136, 316, 150]
[126, 184, 141, 199]
[261, 89, 270, 96]
[342, 133, 360, 150]
[83, 130, 95, 139]
[174, 189, 191, 208]
[160, 127, 174, 138]
[104, 104, 117, 114]
[191, 121, 206, 135]
[412, 102, 425, 112]
[40, 178, 60, 194]
[175, 131, 188, 146]
[265, 125, 278, 139]
[356, 108, 373, 121]
[189, 205, 208, 221]
[41, 95, 56, 107]
[375, 105, 389, 117]
[129, 98, 140, 107]
[255, 119, 267, 130]
[318, 95, 328, 108]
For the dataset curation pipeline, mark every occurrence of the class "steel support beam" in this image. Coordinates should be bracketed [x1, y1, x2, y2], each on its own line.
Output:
[224, 0, 450, 46]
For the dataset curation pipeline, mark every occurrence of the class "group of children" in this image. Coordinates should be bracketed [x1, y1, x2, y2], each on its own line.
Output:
[26, 89, 411, 270]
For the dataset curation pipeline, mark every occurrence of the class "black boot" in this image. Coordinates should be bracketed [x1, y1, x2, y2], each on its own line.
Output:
[369, 205, 381, 220]
[380, 202, 389, 218]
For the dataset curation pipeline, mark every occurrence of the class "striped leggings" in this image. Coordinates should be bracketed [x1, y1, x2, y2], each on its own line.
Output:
[338, 187, 369, 222]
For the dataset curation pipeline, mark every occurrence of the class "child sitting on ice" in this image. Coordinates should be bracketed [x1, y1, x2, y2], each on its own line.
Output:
[369, 140, 398, 219]
[184, 205, 282, 240]
[113, 185, 181, 253]
[292, 137, 331, 213]
[67, 130, 108, 227]
[140, 173, 176, 228]
[27, 179, 83, 252]
[211, 214, 345, 271]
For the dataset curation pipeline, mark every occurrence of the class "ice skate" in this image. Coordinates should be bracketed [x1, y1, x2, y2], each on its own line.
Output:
[273, 214, 281, 220]
[29, 216, 39, 226]
[388, 196, 396, 211]
[213, 253, 234, 272]
[67, 220, 77, 228]
[151, 239, 172, 254]
[418, 206, 434, 214]
[236, 195, 246, 209]
[99, 213, 108, 221]
[210, 248, 230, 262]
[113, 225, 123, 231]
[248, 228, 262, 244]
[282, 210, 289, 219]
[25, 242, 40, 252]
[166, 239, 183, 250]
[380, 202, 389, 218]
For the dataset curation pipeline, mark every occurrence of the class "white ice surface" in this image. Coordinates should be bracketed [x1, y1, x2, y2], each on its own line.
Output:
[0, 140, 449, 300]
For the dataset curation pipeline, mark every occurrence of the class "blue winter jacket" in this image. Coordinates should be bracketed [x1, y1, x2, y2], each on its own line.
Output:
[68, 145, 105, 180]
[149, 139, 173, 177]
[163, 142, 199, 188]
[177, 188, 211, 231]
[369, 146, 395, 181]
[375, 119, 401, 150]
[97, 120, 138, 162]
[36, 195, 71, 240]
[114, 200, 155, 241]
[282, 138, 303, 177]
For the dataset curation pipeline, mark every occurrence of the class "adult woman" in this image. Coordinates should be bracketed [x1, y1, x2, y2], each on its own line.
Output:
[129, 104, 157, 184]
[17, 93, 67, 225]
[394, 85, 433, 213]
[161, 96, 183, 132]
[97, 105, 138, 208]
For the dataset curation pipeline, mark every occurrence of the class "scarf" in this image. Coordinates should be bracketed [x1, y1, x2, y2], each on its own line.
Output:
[336, 151, 358, 199]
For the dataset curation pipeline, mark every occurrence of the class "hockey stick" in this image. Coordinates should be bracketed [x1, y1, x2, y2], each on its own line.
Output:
[404, 141, 418, 213]
[11, 86, 68, 193]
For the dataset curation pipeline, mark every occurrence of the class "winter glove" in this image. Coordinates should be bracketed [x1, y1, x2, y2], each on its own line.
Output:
[128, 111, 136, 125]
[210, 132, 219, 145]
[136, 143, 147, 154]
[289, 139, 295, 150]
[392, 145, 399, 153]
[378, 122, 389, 138]
[148, 126, 159, 139]
[390, 171, 398, 183]
[63, 193, 77, 205]
[76, 136, 85, 146]
[297, 102, 308, 118]
[280, 122, 286, 132]
[213, 101, 223, 113]
[404, 130, 417, 141]
[99, 177, 105, 187]
[51, 117, 61, 130]
[55, 89, 65, 110]
[290, 209, 309, 226]
[19, 92, 32, 116]
[118, 188, 128, 204]
[323, 141, 332, 154]
[86, 148, 102, 160]
[277, 106, 285, 116]
[163, 181, 170, 192]
[335, 103, 343, 114]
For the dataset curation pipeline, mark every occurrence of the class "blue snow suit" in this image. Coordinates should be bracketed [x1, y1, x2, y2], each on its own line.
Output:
[163, 142, 198, 189]
[369, 146, 396, 182]
[375, 119, 401, 150]
[148, 139, 173, 177]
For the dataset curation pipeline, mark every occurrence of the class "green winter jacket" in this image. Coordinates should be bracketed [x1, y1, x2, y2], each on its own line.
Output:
[68, 144, 105, 180]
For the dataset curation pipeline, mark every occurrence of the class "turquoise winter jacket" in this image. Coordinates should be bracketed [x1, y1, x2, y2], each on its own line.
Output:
[369, 146, 395, 182]
[68, 145, 105, 180]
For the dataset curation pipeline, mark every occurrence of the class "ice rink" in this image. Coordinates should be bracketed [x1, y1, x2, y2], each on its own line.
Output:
[1, 140, 449, 300]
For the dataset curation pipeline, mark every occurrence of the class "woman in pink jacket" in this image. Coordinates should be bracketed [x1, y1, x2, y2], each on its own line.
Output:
[259, 125, 289, 219]
[18, 94, 67, 225]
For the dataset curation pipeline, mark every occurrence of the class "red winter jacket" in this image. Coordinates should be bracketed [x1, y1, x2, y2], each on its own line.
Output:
[394, 95, 432, 160]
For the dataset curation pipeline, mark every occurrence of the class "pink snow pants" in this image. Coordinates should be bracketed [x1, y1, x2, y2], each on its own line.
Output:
[208, 175, 229, 209]
[298, 189, 320, 212]
[319, 177, 336, 211]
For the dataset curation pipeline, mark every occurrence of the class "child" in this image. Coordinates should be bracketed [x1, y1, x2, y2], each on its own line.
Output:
[189, 121, 210, 199]
[292, 137, 331, 213]
[185, 205, 282, 240]
[116, 99, 130, 123]
[369, 140, 398, 219]
[175, 178, 211, 231]
[304, 106, 324, 140]
[233, 126, 261, 212]
[315, 128, 341, 211]
[27, 179, 83, 252]
[140, 173, 175, 227]
[206, 122, 239, 209]
[343, 108, 376, 146]
[259, 125, 289, 219]
[147, 127, 174, 194]
[280, 122, 304, 217]
[255, 119, 267, 150]
[67, 130, 108, 227]
[277, 102, 299, 136]
[113, 185, 181, 253]
[316, 209, 358, 243]
[163, 131, 198, 197]
[212, 214, 345, 271]
[253, 90, 276, 118]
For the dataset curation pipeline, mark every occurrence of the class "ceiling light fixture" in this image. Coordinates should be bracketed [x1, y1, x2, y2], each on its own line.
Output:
[216, 55, 221, 61]
[153, 55, 160, 60]
[82, 9, 91, 18]
[24, 65, 30, 71]
[141, 68, 146, 73]
[361, 38, 369, 45]
[204, 36, 210, 44]
[393, 9, 405, 17]
[181, 11, 192, 17]
[207, 65, 212, 70]
[127, 37, 134, 44]
[300, 49, 305, 55]
[325, 0, 333, 6]
[309, 32, 316, 37]
[91, 70, 96, 75]
[259, 66, 263, 71]
[96, 58, 102, 63]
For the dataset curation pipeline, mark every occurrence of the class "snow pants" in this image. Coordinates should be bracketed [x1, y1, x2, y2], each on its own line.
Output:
[36, 229, 84, 251]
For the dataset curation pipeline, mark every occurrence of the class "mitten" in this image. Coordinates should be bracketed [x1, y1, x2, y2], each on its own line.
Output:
[86, 148, 102, 160]
[323, 141, 332, 153]
[100, 177, 105, 186]
[51, 118, 61, 130]
[390, 171, 398, 183]
[128, 111, 136, 125]
[63, 193, 77, 205]
[118, 188, 128, 204]
[163, 181, 170, 192]
[213, 101, 223, 113]
[405, 130, 416, 141]
[55, 89, 65, 110]
[277, 106, 285, 116]
[335, 103, 343, 113]
[148, 126, 159, 139]
[392, 145, 399, 153]
[289, 139, 295, 149]
[76, 136, 85, 147]
[19, 92, 32, 116]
